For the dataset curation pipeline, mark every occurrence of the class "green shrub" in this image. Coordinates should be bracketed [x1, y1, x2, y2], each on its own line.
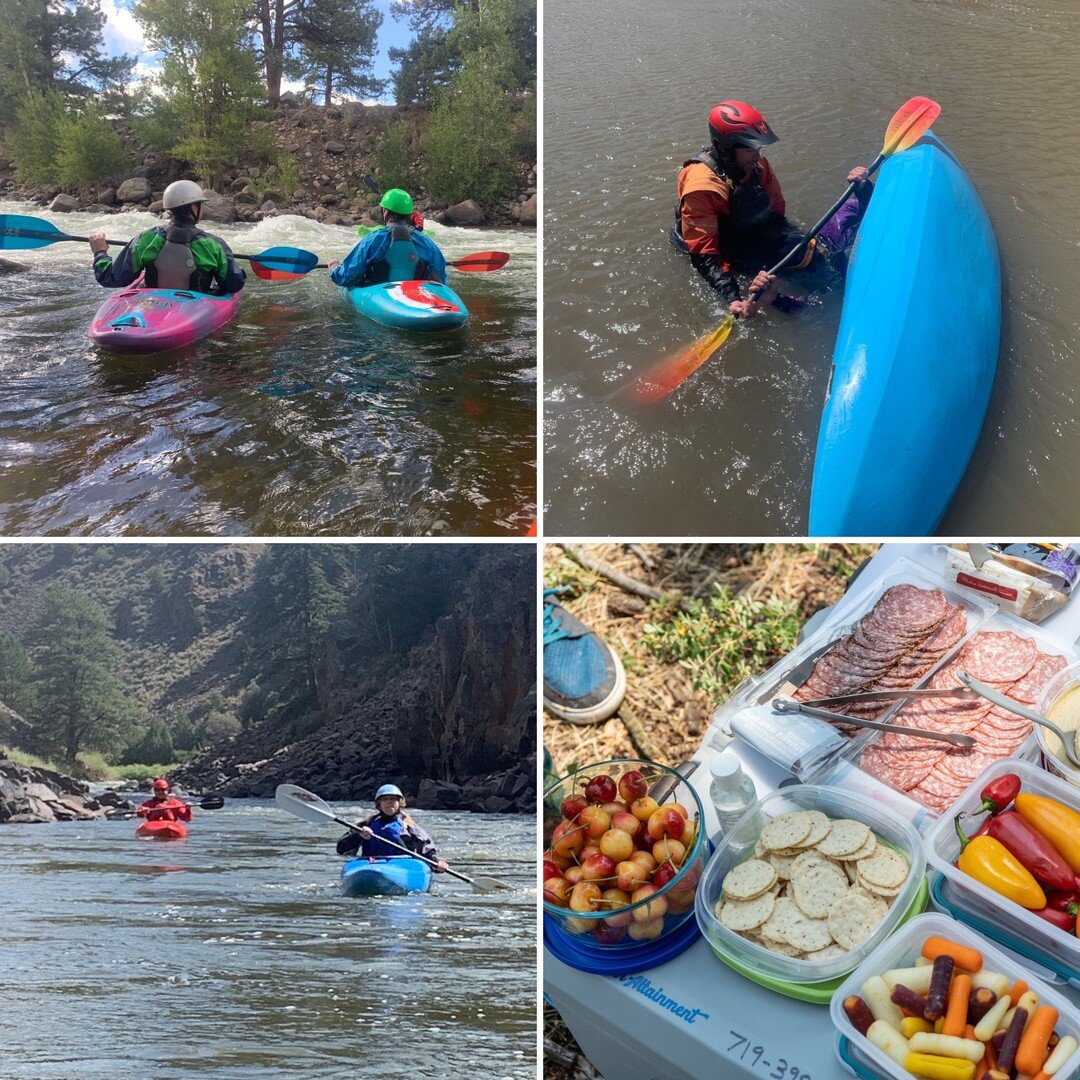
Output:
[275, 151, 301, 196]
[55, 103, 131, 192]
[119, 718, 175, 766]
[10, 91, 66, 185]
[247, 121, 277, 166]
[373, 118, 415, 192]
[114, 762, 183, 781]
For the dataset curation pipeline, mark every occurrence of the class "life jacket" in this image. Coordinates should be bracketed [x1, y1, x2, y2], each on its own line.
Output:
[365, 815, 407, 859]
[375, 224, 427, 284]
[677, 148, 776, 232]
[149, 225, 204, 290]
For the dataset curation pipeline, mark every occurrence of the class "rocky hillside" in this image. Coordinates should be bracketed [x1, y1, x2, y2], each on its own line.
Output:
[0, 99, 537, 229]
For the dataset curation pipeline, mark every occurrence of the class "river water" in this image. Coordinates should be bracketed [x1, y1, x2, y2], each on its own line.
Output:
[543, 0, 1080, 535]
[0, 799, 535, 1078]
[0, 204, 536, 536]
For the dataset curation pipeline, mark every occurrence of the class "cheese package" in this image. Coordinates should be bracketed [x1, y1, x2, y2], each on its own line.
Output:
[944, 544, 1078, 623]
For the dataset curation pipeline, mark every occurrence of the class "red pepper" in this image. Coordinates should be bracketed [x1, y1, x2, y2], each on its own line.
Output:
[976, 774, 1021, 816]
[988, 811, 1076, 891]
[1046, 889, 1080, 911]
[1032, 905, 1076, 931]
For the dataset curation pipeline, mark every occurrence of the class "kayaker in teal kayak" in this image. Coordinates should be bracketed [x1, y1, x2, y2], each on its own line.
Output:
[335, 783, 449, 872]
[671, 100, 873, 316]
[87, 180, 246, 295]
[136, 778, 192, 823]
[328, 189, 448, 287]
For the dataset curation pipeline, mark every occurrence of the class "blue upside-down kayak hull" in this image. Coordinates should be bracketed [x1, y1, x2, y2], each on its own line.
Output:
[340, 280, 469, 331]
[807, 133, 1000, 535]
[340, 856, 434, 897]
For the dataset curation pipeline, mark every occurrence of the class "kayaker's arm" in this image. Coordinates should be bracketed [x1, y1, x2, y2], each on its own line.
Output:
[413, 234, 448, 285]
[90, 232, 143, 288]
[200, 235, 247, 294]
[688, 251, 741, 304]
[336, 829, 362, 857]
[329, 232, 388, 287]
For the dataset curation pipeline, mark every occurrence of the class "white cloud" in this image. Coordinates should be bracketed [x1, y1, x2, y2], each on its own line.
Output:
[99, 0, 149, 57]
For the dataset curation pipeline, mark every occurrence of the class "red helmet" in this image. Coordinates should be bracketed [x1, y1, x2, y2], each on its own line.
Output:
[152, 778, 170, 792]
[708, 100, 778, 155]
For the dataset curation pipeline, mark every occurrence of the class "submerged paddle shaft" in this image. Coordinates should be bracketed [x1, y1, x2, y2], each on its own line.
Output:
[630, 96, 942, 403]
[274, 783, 511, 893]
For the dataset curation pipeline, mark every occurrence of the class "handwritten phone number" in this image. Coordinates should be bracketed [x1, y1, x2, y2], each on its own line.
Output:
[727, 1031, 812, 1080]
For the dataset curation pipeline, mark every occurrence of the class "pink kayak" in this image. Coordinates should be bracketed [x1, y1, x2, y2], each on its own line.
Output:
[136, 819, 188, 840]
[88, 280, 242, 354]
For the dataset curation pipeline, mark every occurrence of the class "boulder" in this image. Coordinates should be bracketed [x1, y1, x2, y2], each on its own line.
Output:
[260, 189, 286, 205]
[442, 199, 487, 226]
[98, 187, 117, 206]
[231, 176, 251, 192]
[259, 201, 279, 215]
[116, 177, 152, 203]
[234, 191, 257, 206]
[323, 141, 347, 155]
[0, 156, 12, 170]
[131, 165, 153, 178]
[48, 193, 79, 213]
[518, 193, 537, 226]
[278, 91, 300, 109]
[0, 257, 29, 275]
[147, 199, 164, 214]
[199, 190, 236, 223]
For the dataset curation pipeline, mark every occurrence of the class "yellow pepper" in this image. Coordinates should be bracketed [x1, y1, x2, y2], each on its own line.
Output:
[1015, 793, 1080, 873]
[956, 835, 1047, 909]
[903, 1053, 975, 1080]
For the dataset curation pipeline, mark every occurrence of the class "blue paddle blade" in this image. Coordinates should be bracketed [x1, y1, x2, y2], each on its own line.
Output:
[0, 213, 71, 250]
[251, 246, 319, 272]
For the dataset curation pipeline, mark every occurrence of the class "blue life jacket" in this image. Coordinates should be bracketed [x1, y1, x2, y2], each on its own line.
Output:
[376, 224, 426, 283]
[365, 815, 407, 858]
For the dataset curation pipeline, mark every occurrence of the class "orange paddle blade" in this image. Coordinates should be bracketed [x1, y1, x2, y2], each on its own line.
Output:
[629, 315, 736, 403]
[450, 251, 510, 272]
[881, 96, 941, 157]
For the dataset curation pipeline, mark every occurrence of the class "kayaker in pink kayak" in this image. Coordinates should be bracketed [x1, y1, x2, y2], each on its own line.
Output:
[136, 777, 193, 823]
[335, 783, 450, 872]
[671, 100, 873, 317]
[328, 189, 448, 287]
[87, 180, 246, 295]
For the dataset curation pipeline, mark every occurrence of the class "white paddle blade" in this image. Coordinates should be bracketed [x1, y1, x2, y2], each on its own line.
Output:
[275, 783, 336, 824]
[471, 877, 512, 893]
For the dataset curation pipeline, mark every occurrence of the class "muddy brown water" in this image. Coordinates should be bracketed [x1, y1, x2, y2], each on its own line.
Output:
[543, 0, 1080, 535]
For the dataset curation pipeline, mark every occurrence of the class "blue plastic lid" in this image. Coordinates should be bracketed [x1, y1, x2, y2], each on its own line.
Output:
[836, 1033, 876, 1080]
[930, 874, 1080, 985]
[543, 913, 701, 976]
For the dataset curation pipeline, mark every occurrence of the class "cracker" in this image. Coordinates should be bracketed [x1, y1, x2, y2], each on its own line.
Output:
[761, 938, 805, 958]
[723, 859, 777, 901]
[858, 847, 909, 890]
[856, 873, 904, 900]
[760, 812, 813, 851]
[791, 810, 832, 850]
[803, 943, 849, 962]
[845, 833, 879, 862]
[827, 890, 887, 951]
[789, 849, 831, 878]
[841, 861, 860, 884]
[780, 906, 833, 952]
[759, 896, 799, 943]
[816, 819, 871, 858]
[719, 891, 775, 932]
[766, 851, 797, 880]
[791, 865, 850, 919]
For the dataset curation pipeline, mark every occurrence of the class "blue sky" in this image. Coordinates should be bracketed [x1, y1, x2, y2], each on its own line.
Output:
[98, 0, 416, 102]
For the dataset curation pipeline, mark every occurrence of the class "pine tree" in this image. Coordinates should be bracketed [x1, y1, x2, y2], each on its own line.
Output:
[290, 0, 383, 107]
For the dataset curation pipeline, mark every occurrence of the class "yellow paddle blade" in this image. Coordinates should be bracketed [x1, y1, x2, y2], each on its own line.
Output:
[881, 96, 941, 158]
[629, 315, 736, 403]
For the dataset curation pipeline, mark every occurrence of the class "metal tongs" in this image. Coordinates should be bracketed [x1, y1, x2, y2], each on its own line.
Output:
[773, 686, 978, 749]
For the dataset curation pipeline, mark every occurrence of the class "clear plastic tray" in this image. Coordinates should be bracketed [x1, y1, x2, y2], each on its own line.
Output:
[694, 785, 925, 987]
[1037, 661, 1080, 787]
[709, 557, 995, 778]
[923, 757, 1080, 980]
[830, 911, 1080, 1080]
[826, 613, 1079, 827]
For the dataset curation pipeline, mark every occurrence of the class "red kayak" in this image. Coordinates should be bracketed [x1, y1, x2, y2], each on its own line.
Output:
[136, 819, 188, 840]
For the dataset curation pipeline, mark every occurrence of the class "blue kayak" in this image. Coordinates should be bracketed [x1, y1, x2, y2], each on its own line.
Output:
[808, 133, 1000, 535]
[340, 279, 469, 331]
[340, 856, 434, 897]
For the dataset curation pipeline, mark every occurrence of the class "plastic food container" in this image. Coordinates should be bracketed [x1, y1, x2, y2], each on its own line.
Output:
[1038, 660, 1080, 787]
[695, 785, 926, 998]
[923, 757, 1080, 980]
[542, 758, 708, 956]
[831, 912, 1080, 1080]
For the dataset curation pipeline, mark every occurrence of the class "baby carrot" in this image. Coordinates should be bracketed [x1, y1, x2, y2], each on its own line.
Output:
[921, 935, 983, 973]
[942, 974, 972, 1037]
[1015, 1005, 1059, 1077]
[1009, 979, 1028, 1006]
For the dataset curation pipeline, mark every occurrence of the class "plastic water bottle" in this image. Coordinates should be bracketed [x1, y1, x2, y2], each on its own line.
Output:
[709, 752, 758, 843]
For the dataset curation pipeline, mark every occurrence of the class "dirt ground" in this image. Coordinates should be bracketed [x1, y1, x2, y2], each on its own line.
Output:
[542, 542, 877, 1079]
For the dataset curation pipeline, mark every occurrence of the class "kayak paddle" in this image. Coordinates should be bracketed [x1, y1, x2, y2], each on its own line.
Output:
[0, 213, 320, 283]
[629, 95, 943, 404]
[274, 782, 511, 893]
[314, 251, 509, 273]
[107, 794, 225, 820]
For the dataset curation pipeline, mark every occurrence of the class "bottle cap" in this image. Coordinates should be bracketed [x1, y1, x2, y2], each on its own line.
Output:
[709, 752, 742, 791]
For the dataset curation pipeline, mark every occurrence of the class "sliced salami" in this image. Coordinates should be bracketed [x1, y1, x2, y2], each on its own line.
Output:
[1009, 652, 1068, 705]
[957, 630, 1038, 684]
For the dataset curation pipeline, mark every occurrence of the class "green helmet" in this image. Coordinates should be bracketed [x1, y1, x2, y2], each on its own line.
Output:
[379, 188, 414, 215]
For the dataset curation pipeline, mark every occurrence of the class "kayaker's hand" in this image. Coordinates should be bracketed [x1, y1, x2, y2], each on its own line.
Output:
[357, 826, 373, 840]
[88, 231, 109, 256]
[847, 166, 870, 185]
[729, 271, 778, 318]
[435, 860, 449, 873]
[327, 259, 341, 271]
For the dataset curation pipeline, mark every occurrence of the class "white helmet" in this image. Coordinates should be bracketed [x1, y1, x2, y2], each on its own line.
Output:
[162, 180, 206, 210]
[375, 784, 405, 803]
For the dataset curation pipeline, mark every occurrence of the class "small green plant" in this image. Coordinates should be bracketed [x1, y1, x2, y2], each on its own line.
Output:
[373, 117, 415, 191]
[247, 122, 277, 167]
[10, 91, 66, 185]
[275, 150, 301, 196]
[640, 586, 801, 697]
[55, 103, 131, 193]
[114, 762, 185, 781]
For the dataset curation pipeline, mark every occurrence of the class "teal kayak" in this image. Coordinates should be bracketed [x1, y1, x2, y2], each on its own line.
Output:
[340, 279, 469, 331]
[808, 133, 1000, 535]
[340, 856, 434, 897]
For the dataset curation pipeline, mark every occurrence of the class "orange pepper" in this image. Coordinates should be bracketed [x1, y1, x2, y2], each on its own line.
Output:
[1015, 793, 1080, 874]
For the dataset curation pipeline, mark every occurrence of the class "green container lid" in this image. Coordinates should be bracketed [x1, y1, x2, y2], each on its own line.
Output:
[706, 874, 930, 1004]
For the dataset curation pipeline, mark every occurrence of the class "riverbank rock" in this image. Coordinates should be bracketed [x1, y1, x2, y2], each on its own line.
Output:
[0, 754, 133, 823]
[0, 257, 29, 275]
[441, 199, 487, 226]
[116, 177, 152, 203]
[199, 190, 236, 223]
[517, 193, 537, 226]
[48, 193, 79, 213]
